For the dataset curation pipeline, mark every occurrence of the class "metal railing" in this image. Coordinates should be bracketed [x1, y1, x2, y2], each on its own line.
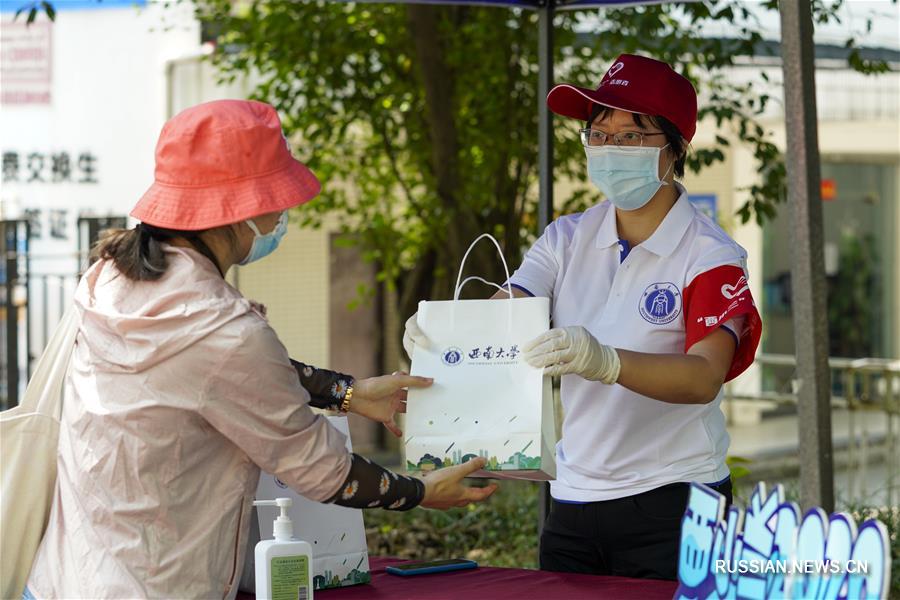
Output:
[1, 216, 125, 409]
[725, 353, 900, 508]
[1, 270, 80, 410]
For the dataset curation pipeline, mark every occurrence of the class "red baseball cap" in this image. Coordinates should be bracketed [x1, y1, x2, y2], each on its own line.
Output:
[131, 99, 320, 231]
[547, 54, 697, 142]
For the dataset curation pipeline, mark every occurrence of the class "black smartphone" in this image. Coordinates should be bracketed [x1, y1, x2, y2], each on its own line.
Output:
[385, 558, 479, 576]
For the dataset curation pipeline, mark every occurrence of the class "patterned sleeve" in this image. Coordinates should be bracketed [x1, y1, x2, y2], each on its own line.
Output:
[290, 359, 354, 411]
[326, 453, 425, 511]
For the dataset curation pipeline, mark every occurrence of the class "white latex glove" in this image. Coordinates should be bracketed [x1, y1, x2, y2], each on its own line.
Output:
[402, 312, 431, 360]
[522, 326, 621, 384]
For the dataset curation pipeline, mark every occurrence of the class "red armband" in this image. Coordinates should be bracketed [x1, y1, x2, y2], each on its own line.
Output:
[683, 265, 762, 382]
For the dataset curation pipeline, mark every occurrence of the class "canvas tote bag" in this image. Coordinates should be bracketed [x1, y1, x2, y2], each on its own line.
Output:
[406, 234, 556, 481]
[1, 307, 79, 599]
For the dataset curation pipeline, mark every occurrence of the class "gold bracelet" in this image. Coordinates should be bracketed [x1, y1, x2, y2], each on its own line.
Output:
[339, 384, 353, 413]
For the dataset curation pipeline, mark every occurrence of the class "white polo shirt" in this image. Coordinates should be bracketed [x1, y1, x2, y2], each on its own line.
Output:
[509, 183, 761, 502]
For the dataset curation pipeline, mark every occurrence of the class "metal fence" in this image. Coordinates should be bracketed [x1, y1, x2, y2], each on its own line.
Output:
[725, 353, 900, 508]
[1, 216, 126, 409]
[1, 220, 29, 408]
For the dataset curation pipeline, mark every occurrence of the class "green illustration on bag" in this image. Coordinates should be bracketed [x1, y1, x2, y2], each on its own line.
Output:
[408, 441, 542, 472]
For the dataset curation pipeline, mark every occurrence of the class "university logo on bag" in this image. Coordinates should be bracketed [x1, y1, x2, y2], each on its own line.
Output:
[639, 282, 682, 325]
[442, 347, 464, 366]
[467, 345, 520, 366]
[441, 345, 522, 366]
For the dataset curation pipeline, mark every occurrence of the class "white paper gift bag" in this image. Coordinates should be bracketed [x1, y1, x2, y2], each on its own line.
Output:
[406, 234, 556, 481]
[241, 416, 370, 592]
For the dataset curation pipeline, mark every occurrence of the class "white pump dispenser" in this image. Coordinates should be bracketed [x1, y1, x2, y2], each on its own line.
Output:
[253, 497, 314, 600]
[255, 498, 295, 540]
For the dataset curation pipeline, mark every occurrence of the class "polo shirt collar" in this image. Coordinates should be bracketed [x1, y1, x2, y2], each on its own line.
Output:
[595, 202, 620, 249]
[641, 182, 693, 257]
[594, 182, 694, 257]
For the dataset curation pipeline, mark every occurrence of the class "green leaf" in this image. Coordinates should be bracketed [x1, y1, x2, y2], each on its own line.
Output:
[729, 466, 751, 480]
[41, 0, 55, 20]
[332, 235, 358, 249]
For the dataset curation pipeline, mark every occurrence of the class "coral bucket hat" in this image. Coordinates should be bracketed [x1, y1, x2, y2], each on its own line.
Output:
[131, 100, 320, 230]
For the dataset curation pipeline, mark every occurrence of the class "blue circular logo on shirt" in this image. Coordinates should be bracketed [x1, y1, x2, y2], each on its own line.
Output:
[639, 282, 682, 325]
[442, 347, 464, 366]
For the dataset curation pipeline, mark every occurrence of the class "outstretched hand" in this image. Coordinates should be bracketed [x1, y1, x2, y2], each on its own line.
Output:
[420, 457, 499, 509]
[351, 372, 433, 437]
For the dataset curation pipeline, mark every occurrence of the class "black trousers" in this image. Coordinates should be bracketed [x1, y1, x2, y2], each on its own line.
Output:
[539, 479, 732, 581]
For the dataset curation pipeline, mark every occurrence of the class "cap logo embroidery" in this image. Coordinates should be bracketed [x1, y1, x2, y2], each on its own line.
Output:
[603, 62, 629, 87]
[606, 62, 624, 79]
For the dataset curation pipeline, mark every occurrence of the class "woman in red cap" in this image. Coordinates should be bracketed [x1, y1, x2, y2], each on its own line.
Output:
[405, 54, 762, 580]
[25, 100, 495, 599]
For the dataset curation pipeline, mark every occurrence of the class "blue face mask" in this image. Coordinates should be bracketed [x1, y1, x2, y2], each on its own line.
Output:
[239, 211, 288, 265]
[586, 144, 672, 211]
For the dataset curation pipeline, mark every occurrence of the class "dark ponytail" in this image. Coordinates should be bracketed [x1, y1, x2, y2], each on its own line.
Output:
[92, 224, 227, 281]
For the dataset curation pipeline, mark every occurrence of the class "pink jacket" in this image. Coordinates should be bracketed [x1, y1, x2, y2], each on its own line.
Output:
[28, 246, 351, 598]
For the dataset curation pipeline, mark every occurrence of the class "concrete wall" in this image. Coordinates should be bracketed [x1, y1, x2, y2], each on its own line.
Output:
[235, 224, 331, 368]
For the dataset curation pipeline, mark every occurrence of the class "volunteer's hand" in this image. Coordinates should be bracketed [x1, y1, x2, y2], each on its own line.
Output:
[419, 457, 499, 509]
[351, 372, 433, 437]
[402, 312, 431, 360]
[522, 326, 621, 384]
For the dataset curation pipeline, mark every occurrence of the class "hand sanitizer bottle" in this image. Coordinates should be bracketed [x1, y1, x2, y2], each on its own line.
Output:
[253, 497, 314, 600]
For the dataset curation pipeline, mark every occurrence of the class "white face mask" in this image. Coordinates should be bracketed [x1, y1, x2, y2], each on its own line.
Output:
[585, 144, 672, 211]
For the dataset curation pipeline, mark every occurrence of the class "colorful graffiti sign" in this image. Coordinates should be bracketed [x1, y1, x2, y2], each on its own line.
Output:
[676, 482, 891, 600]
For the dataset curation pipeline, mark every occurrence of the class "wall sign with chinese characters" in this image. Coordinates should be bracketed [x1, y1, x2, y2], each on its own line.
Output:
[18, 208, 68, 240]
[0, 21, 51, 106]
[2, 150, 98, 184]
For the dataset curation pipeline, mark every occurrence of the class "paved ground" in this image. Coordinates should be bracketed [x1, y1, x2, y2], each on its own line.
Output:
[727, 408, 898, 508]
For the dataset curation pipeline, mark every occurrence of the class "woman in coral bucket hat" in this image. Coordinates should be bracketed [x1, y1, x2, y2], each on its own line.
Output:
[24, 100, 495, 599]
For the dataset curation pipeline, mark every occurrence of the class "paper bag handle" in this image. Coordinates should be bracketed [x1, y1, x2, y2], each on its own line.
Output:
[453, 234, 513, 301]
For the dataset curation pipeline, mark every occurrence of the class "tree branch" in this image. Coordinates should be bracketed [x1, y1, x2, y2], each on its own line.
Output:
[373, 116, 425, 215]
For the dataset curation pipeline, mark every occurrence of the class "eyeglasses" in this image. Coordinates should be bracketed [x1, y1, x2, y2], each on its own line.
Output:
[579, 129, 667, 148]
